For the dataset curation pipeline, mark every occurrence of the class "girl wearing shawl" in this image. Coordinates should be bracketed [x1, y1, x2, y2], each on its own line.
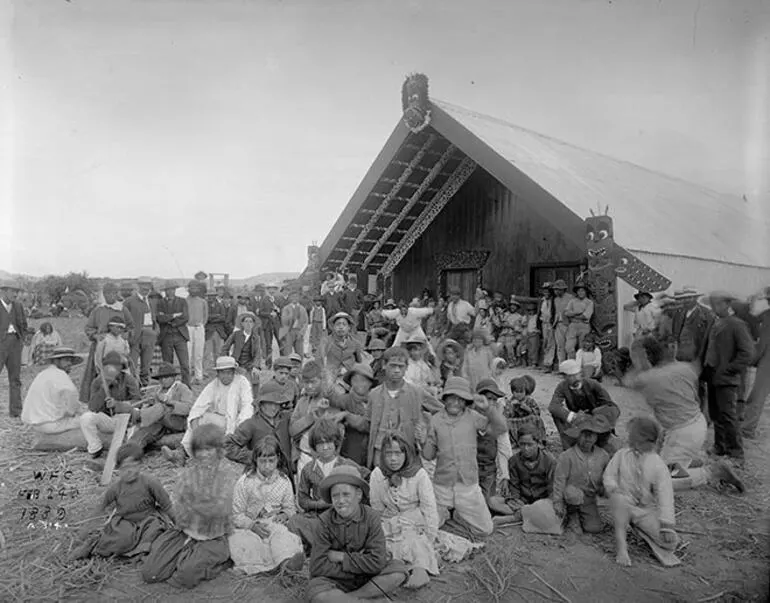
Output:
[368, 432, 440, 589]
[30, 322, 63, 365]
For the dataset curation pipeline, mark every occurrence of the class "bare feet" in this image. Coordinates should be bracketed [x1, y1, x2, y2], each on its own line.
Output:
[615, 550, 632, 567]
[404, 568, 430, 589]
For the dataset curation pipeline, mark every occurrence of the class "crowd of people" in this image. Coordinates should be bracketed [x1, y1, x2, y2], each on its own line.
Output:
[1, 274, 768, 599]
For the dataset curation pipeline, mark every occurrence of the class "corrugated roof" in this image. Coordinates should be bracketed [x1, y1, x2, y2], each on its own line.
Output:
[433, 99, 770, 269]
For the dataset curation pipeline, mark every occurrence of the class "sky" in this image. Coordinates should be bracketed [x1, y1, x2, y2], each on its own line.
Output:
[2, 0, 768, 278]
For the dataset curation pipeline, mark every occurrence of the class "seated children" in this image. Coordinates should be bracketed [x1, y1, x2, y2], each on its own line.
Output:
[73, 442, 173, 559]
[489, 425, 557, 520]
[307, 465, 407, 603]
[437, 339, 463, 388]
[403, 334, 439, 396]
[228, 436, 304, 575]
[504, 377, 547, 448]
[224, 380, 293, 477]
[604, 416, 679, 566]
[143, 424, 233, 589]
[422, 377, 506, 537]
[290, 360, 341, 483]
[463, 329, 497, 391]
[365, 339, 387, 386]
[552, 415, 612, 534]
[332, 363, 374, 467]
[369, 431, 440, 589]
[575, 335, 603, 381]
[475, 379, 513, 512]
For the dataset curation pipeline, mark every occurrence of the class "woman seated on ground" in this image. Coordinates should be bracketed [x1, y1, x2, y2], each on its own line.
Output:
[30, 321, 63, 365]
[228, 436, 304, 575]
[72, 442, 173, 560]
[369, 431, 440, 590]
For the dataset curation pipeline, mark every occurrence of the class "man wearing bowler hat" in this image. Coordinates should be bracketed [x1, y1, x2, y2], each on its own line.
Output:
[0, 280, 28, 417]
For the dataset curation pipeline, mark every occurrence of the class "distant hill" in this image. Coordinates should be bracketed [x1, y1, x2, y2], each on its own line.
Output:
[229, 273, 300, 289]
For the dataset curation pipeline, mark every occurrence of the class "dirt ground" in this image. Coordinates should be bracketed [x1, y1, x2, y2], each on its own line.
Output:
[1, 316, 768, 602]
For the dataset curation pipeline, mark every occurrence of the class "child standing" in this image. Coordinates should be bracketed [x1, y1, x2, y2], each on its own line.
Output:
[366, 339, 387, 386]
[332, 363, 375, 466]
[489, 425, 556, 520]
[318, 312, 363, 381]
[504, 377, 547, 448]
[575, 335, 603, 381]
[498, 302, 524, 365]
[524, 302, 540, 367]
[143, 424, 234, 589]
[552, 415, 612, 534]
[475, 379, 514, 515]
[437, 339, 464, 388]
[94, 317, 131, 375]
[463, 329, 497, 391]
[604, 417, 679, 566]
[228, 436, 304, 575]
[403, 334, 439, 396]
[73, 442, 173, 559]
[422, 377, 506, 537]
[309, 296, 327, 356]
[369, 432, 440, 590]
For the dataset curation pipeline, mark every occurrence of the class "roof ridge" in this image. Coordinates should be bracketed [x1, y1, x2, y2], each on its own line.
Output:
[431, 98, 740, 201]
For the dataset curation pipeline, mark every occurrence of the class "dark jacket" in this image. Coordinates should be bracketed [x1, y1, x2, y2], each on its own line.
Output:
[341, 288, 365, 315]
[224, 410, 292, 473]
[0, 300, 27, 345]
[298, 457, 369, 514]
[205, 298, 228, 339]
[156, 297, 189, 341]
[123, 293, 158, 345]
[506, 449, 556, 504]
[548, 378, 620, 437]
[221, 330, 262, 371]
[671, 304, 714, 363]
[702, 315, 755, 387]
[89, 372, 141, 415]
[257, 295, 281, 320]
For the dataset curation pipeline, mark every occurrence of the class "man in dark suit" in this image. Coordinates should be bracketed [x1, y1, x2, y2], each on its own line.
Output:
[123, 279, 158, 387]
[0, 281, 28, 417]
[281, 290, 309, 355]
[258, 284, 281, 368]
[156, 281, 191, 387]
[702, 291, 755, 460]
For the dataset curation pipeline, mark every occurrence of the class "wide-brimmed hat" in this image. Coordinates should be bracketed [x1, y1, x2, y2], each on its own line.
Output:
[153, 362, 181, 379]
[49, 347, 83, 365]
[107, 316, 126, 329]
[273, 356, 293, 370]
[540, 282, 552, 290]
[328, 311, 354, 328]
[266, 283, 280, 290]
[573, 282, 591, 295]
[0, 280, 24, 292]
[235, 311, 257, 330]
[476, 378, 504, 398]
[564, 413, 613, 439]
[255, 380, 292, 405]
[102, 281, 119, 293]
[558, 359, 581, 376]
[366, 338, 387, 351]
[402, 332, 428, 347]
[655, 293, 679, 309]
[673, 286, 700, 300]
[214, 356, 238, 371]
[102, 351, 126, 368]
[634, 290, 652, 301]
[162, 280, 178, 291]
[288, 352, 303, 364]
[442, 376, 474, 402]
[319, 465, 369, 504]
[551, 279, 568, 290]
[701, 290, 739, 305]
[136, 278, 153, 287]
[437, 338, 463, 361]
[343, 362, 374, 385]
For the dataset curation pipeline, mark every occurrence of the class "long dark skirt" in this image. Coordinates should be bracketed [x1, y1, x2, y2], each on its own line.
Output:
[142, 529, 232, 589]
[79, 340, 98, 403]
[93, 512, 171, 558]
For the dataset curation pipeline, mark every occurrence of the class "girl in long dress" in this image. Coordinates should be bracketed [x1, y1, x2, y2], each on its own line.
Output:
[368, 431, 440, 589]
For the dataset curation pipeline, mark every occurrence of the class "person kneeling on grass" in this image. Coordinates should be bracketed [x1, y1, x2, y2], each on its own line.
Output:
[422, 376, 506, 538]
[490, 424, 557, 522]
[552, 414, 611, 533]
[72, 442, 174, 560]
[369, 431, 440, 590]
[604, 416, 679, 566]
[228, 435, 305, 575]
[142, 424, 234, 589]
[306, 465, 408, 603]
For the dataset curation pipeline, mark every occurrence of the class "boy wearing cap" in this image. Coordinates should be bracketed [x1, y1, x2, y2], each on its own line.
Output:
[123, 280, 159, 387]
[94, 317, 131, 376]
[271, 356, 300, 407]
[205, 288, 229, 370]
[156, 281, 191, 388]
[81, 351, 142, 459]
[21, 347, 84, 441]
[318, 312, 363, 379]
[552, 414, 612, 533]
[549, 359, 620, 452]
[307, 465, 407, 603]
[131, 362, 192, 454]
[422, 376, 506, 537]
[224, 380, 292, 474]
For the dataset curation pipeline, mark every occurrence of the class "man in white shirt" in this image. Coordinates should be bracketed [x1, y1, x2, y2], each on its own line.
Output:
[625, 291, 661, 338]
[0, 281, 28, 418]
[446, 286, 475, 345]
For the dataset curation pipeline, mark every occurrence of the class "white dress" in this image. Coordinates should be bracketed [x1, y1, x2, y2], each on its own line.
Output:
[228, 472, 303, 575]
[369, 467, 440, 575]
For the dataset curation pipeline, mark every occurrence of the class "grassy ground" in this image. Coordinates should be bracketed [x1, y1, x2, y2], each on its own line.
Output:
[0, 316, 768, 602]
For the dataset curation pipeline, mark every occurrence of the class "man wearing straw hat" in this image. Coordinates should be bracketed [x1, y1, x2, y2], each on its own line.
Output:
[21, 347, 84, 439]
[0, 280, 28, 417]
[670, 287, 713, 363]
[123, 279, 159, 387]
